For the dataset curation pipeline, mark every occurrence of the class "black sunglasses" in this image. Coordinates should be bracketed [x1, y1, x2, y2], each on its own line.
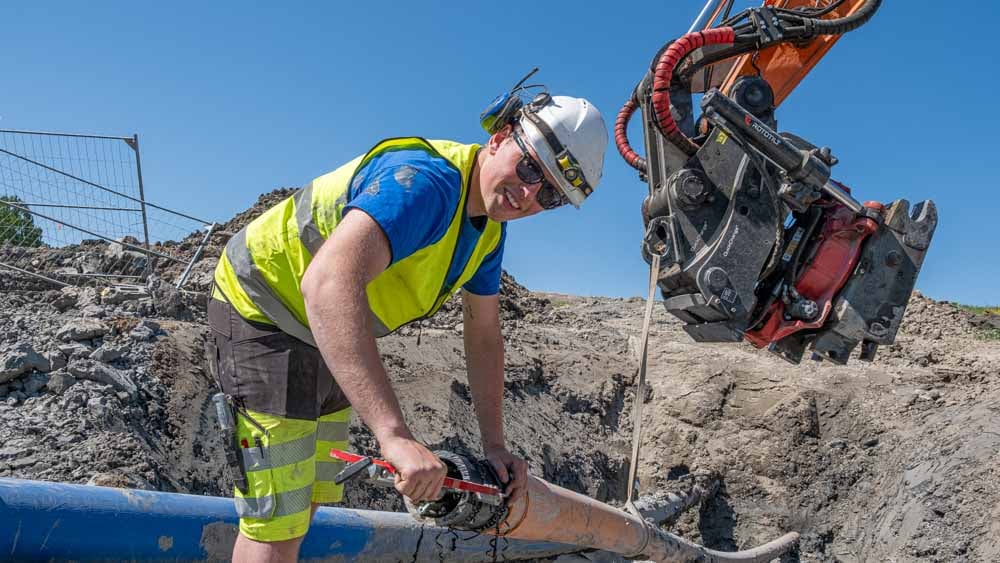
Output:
[512, 131, 570, 210]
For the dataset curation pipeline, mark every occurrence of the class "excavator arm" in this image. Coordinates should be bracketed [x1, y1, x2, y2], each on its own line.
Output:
[616, 0, 938, 364]
[706, 0, 878, 106]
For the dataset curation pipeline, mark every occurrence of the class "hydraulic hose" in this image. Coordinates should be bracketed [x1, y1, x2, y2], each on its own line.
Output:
[791, 0, 881, 36]
[615, 97, 647, 174]
[618, 0, 881, 171]
[651, 27, 736, 156]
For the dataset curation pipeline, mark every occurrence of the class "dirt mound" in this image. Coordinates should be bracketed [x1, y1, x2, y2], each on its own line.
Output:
[2, 190, 998, 562]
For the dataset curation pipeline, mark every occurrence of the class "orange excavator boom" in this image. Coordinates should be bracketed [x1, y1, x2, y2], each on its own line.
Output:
[718, 0, 874, 105]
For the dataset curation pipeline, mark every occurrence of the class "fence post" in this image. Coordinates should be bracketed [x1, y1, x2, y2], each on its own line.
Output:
[127, 134, 153, 278]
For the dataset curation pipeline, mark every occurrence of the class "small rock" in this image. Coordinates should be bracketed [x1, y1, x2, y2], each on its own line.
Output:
[76, 287, 100, 308]
[46, 371, 77, 395]
[81, 304, 106, 318]
[115, 391, 131, 403]
[9, 455, 38, 470]
[862, 437, 879, 448]
[67, 360, 137, 396]
[5, 396, 17, 406]
[0, 343, 51, 383]
[136, 299, 157, 317]
[45, 350, 68, 371]
[63, 392, 87, 407]
[56, 318, 108, 342]
[100, 286, 146, 305]
[22, 373, 49, 395]
[50, 287, 80, 312]
[827, 439, 848, 449]
[89, 345, 123, 363]
[149, 276, 184, 317]
[0, 447, 31, 460]
[130, 325, 155, 341]
[129, 320, 160, 342]
[57, 342, 92, 360]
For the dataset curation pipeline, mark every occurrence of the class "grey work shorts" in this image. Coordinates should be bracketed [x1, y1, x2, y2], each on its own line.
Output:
[206, 298, 350, 420]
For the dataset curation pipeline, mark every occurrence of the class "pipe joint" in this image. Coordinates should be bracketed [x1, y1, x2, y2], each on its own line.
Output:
[405, 451, 510, 532]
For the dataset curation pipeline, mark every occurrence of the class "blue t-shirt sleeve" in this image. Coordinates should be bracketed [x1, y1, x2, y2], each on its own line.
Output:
[464, 223, 506, 296]
[343, 150, 459, 265]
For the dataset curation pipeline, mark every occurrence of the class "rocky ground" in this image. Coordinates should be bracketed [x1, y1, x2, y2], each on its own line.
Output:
[2, 190, 998, 562]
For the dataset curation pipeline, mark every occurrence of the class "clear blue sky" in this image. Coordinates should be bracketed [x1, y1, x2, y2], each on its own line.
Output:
[3, 1, 997, 305]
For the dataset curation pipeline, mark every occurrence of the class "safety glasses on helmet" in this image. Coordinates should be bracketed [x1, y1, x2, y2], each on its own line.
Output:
[512, 130, 570, 210]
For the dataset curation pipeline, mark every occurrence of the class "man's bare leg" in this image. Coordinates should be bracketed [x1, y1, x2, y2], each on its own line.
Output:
[231, 504, 321, 563]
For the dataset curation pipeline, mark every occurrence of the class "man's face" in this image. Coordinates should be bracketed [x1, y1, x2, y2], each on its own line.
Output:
[478, 127, 565, 222]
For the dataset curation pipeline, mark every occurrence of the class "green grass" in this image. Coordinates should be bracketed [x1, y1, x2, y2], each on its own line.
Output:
[955, 303, 1000, 341]
[978, 328, 1000, 342]
[956, 304, 1000, 315]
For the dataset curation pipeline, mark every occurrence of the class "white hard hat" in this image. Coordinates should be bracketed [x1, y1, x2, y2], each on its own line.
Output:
[519, 94, 608, 209]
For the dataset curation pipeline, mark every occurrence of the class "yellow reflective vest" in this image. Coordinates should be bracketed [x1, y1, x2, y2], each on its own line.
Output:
[212, 137, 502, 345]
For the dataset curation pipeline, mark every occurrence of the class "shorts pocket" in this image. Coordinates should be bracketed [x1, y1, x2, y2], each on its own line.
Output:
[233, 409, 316, 521]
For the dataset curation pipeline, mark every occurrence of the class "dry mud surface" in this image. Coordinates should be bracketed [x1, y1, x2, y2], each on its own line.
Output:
[2, 191, 998, 562]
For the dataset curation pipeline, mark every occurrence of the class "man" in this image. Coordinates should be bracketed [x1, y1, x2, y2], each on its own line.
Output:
[207, 91, 607, 561]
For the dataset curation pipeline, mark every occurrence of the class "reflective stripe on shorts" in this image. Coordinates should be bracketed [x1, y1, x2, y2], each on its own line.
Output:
[235, 483, 314, 519]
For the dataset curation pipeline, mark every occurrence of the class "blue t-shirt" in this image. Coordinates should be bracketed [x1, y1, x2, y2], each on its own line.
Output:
[342, 148, 506, 296]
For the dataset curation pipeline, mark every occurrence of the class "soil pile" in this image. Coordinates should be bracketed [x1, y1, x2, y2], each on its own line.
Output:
[2, 189, 998, 562]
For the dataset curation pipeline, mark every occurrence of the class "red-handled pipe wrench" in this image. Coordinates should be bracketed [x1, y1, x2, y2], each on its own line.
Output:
[330, 448, 505, 505]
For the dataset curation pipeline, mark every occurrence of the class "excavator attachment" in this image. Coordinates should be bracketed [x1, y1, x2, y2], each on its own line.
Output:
[616, 0, 938, 364]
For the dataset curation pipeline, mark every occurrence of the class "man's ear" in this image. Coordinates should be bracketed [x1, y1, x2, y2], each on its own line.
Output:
[487, 124, 513, 155]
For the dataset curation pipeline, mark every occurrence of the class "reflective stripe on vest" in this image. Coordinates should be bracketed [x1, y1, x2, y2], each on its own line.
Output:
[225, 228, 319, 346]
[214, 138, 502, 342]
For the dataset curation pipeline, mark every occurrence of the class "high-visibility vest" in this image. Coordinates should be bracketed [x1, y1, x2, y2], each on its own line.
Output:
[212, 137, 502, 345]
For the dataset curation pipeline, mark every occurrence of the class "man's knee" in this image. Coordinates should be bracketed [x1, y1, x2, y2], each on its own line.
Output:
[233, 530, 306, 563]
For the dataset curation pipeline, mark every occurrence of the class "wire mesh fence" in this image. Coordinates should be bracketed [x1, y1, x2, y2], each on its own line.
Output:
[0, 129, 213, 289]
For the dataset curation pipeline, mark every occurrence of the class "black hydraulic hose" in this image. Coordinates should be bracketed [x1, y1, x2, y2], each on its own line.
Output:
[773, 0, 847, 19]
[784, 0, 882, 38]
[678, 40, 759, 83]
[787, 206, 824, 284]
[810, 0, 880, 35]
[747, 206, 822, 331]
[683, 0, 881, 83]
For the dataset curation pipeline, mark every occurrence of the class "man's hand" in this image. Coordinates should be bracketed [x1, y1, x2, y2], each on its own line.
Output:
[380, 436, 447, 502]
[484, 446, 529, 504]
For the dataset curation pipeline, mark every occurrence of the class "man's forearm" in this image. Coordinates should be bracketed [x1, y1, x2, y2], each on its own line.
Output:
[305, 280, 411, 443]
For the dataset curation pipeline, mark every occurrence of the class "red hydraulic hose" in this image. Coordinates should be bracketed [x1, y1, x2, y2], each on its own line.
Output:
[616, 27, 736, 171]
[615, 98, 646, 174]
[651, 27, 735, 155]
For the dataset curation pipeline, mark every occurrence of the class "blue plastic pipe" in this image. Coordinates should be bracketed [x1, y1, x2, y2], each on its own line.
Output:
[0, 478, 577, 562]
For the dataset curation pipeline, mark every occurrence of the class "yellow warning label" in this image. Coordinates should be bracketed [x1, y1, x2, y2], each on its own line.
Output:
[717, 131, 729, 145]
